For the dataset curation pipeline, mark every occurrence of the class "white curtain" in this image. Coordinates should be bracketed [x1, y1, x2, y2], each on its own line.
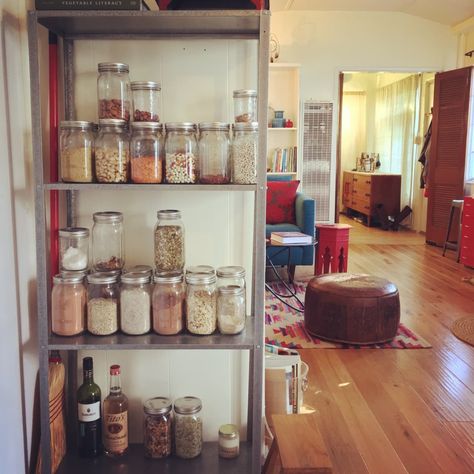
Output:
[375, 75, 420, 209]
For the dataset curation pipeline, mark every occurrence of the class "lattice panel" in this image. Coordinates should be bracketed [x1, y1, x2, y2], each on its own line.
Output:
[430, 184, 457, 228]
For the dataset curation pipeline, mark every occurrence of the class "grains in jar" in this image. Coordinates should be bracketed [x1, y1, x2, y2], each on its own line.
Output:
[120, 272, 151, 335]
[174, 396, 203, 459]
[87, 272, 119, 335]
[143, 397, 172, 459]
[154, 210, 185, 272]
[185, 273, 217, 335]
[231, 122, 258, 184]
[217, 285, 246, 335]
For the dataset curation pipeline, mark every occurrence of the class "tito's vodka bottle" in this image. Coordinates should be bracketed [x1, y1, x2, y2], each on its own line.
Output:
[103, 364, 129, 457]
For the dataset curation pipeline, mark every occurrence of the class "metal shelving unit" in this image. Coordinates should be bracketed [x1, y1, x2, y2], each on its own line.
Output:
[28, 9, 269, 474]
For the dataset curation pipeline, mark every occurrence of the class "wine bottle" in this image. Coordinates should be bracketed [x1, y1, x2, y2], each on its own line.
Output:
[103, 364, 129, 457]
[77, 357, 102, 457]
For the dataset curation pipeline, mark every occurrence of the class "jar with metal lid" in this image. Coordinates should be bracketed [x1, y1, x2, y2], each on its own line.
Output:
[92, 211, 124, 272]
[59, 227, 90, 271]
[164, 123, 199, 184]
[143, 397, 172, 459]
[131, 81, 161, 122]
[130, 122, 163, 184]
[186, 265, 215, 275]
[152, 271, 185, 335]
[217, 285, 246, 335]
[233, 89, 257, 123]
[87, 272, 119, 335]
[97, 62, 131, 121]
[185, 273, 217, 335]
[218, 424, 240, 459]
[120, 272, 151, 335]
[216, 266, 245, 289]
[154, 210, 185, 272]
[51, 273, 86, 336]
[95, 119, 130, 183]
[173, 396, 203, 459]
[126, 265, 153, 278]
[231, 122, 258, 184]
[59, 121, 95, 183]
[198, 122, 230, 184]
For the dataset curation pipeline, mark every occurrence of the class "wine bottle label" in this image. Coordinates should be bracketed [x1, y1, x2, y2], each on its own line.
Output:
[104, 411, 128, 451]
[78, 401, 100, 422]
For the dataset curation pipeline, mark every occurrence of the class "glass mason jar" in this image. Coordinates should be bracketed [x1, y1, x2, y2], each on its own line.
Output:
[164, 123, 199, 184]
[87, 272, 119, 335]
[59, 120, 94, 183]
[218, 424, 240, 459]
[233, 89, 257, 123]
[231, 122, 258, 184]
[216, 266, 246, 289]
[185, 272, 217, 335]
[95, 119, 130, 183]
[131, 81, 161, 122]
[143, 397, 172, 459]
[154, 210, 185, 272]
[92, 211, 124, 272]
[59, 227, 90, 271]
[198, 122, 230, 184]
[174, 396, 203, 459]
[97, 62, 131, 121]
[217, 285, 246, 335]
[130, 122, 163, 184]
[120, 272, 151, 335]
[51, 273, 86, 336]
[152, 271, 185, 335]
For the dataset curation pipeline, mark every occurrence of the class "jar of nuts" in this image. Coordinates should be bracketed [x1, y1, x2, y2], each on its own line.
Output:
[173, 396, 203, 459]
[233, 89, 257, 123]
[131, 81, 161, 122]
[97, 62, 131, 122]
[154, 210, 185, 272]
[231, 122, 258, 184]
[95, 119, 130, 183]
[92, 211, 125, 272]
[130, 122, 163, 184]
[185, 272, 217, 335]
[198, 122, 230, 184]
[143, 397, 172, 459]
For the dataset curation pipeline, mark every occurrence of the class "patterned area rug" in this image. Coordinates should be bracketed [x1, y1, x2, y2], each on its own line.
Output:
[265, 281, 431, 349]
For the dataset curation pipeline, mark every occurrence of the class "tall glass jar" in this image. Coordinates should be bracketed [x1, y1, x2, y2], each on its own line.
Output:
[217, 285, 246, 335]
[164, 123, 199, 184]
[198, 122, 230, 184]
[185, 272, 216, 335]
[130, 122, 163, 184]
[95, 119, 130, 183]
[92, 211, 124, 272]
[173, 396, 203, 459]
[51, 273, 86, 336]
[231, 122, 258, 184]
[131, 81, 161, 122]
[87, 272, 119, 335]
[154, 210, 185, 272]
[216, 266, 246, 289]
[120, 272, 151, 335]
[233, 89, 257, 123]
[143, 397, 172, 459]
[59, 227, 89, 271]
[59, 121, 95, 183]
[152, 271, 185, 335]
[97, 62, 131, 121]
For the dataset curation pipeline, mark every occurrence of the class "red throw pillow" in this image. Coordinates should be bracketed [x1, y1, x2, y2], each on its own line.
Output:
[266, 180, 300, 224]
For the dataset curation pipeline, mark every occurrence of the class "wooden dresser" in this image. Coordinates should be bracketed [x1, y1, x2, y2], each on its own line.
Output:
[461, 197, 474, 267]
[342, 171, 401, 226]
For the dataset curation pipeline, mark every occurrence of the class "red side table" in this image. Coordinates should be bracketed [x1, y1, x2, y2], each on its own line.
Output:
[315, 224, 352, 275]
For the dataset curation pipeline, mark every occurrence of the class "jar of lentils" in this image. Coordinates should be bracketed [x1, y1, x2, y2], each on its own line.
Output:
[95, 119, 130, 183]
[217, 285, 246, 335]
[59, 227, 89, 272]
[92, 211, 124, 272]
[174, 396, 203, 459]
[232, 122, 258, 184]
[97, 62, 131, 121]
[233, 89, 257, 123]
[120, 272, 151, 335]
[198, 122, 230, 184]
[87, 272, 119, 336]
[165, 123, 199, 184]
[143, 397, 172, 459]
[59, 121, 95, 183]
[131, 81, 161, 122]
[185, 272, 217, 335]
[130, 122, 163, 184]
[154, 210, 185, 272]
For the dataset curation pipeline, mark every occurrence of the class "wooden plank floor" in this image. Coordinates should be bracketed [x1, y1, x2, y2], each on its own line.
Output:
[296, 217, 474, 473]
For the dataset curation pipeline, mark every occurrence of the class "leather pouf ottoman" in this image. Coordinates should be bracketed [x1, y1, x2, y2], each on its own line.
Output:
[304, 273, 400, 345]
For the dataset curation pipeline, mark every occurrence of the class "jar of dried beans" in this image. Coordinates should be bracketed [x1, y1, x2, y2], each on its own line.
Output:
[97, 62, 131, 121]
[87, 272, 119, 336]
[131, 81, 161, 122]
[198, 122, 230, 184]
[59, 120, 94, 183]
[130, 122, 163, 184]
[152, 271, 185, 335]
[120, 272, 151, 335]
[154, 210, 185, 272]
[95, 119, 130, 183]
[164, 123, 199, 184]
[59, 227, 89, 271]
[185, 272, 217, 335]
[217, 285, 246, 335]
[231, 122, 258, 184]
[174, 396, 203, 459]
[233, 89, 257, 123]
[92, 211, 125, 272]
[143, 397, 172, 459]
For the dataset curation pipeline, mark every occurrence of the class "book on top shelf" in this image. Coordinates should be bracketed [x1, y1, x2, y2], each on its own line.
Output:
[270, 231, 312, 244]
[35, 0, 154, 10]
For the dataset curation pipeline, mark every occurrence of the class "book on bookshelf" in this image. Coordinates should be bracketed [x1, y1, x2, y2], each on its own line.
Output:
[267, 146, 297, 173]
[35, 0, 152, 10]
[270, 231, 312, 244]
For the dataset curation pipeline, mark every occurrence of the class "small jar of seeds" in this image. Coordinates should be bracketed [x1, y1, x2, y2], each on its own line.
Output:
[185, 272, 217, 335]
[120, 272, 151, 335]
[231, 122, 258, 184]
[154, 210, 185, 272]
[174, 396, 203, 459]
[143, 397, 172, 459]
[87, 272, 119, 335]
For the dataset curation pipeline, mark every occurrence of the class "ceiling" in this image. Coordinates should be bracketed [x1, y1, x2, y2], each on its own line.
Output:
[270, 0, 474, 26]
